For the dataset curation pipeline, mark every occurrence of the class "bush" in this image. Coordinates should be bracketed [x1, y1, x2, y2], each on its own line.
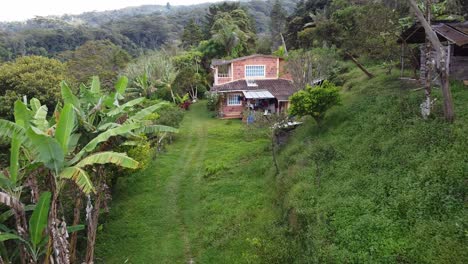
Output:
[206, 92, 219, 112]
[155, 105, 185, 128]
[289, 81, 341, 125]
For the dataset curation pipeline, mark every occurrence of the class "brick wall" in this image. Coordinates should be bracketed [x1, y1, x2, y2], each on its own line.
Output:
[214, 56, 293, 85]
[232, 57, 278, 81]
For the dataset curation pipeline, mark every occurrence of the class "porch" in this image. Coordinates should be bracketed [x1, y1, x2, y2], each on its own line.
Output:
[218, 90, 290, 119]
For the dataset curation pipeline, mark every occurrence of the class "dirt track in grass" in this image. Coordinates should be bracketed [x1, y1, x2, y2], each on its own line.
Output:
[96, 101, 275, 263]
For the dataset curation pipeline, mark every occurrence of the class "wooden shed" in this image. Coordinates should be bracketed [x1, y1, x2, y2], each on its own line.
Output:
[399, 21, 468, 82]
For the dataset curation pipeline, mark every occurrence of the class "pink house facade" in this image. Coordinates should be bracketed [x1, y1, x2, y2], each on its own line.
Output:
[211, 54, 297, 119]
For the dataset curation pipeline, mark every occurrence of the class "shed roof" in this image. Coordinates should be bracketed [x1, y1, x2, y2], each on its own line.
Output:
[399, 21, 468, 46]
[212, 79, 297, 101]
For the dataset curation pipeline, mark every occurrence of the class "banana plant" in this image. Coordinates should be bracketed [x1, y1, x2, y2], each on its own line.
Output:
[0, 192, 51, 263]
[0, 100, 140, 263]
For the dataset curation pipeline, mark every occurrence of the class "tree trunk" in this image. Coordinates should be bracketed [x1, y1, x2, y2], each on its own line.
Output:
[280, 33, 288, 57]
[26, 168, 42, 204]
[85, 169, 104, 264]
[345, 52, 374, 78]
[0, 192, 31, 264]
[47, 174, 70, 264]
[408, 0, 455, 122]
[439, 69, 455, 122]
[422, 38, 433, 119]
[13, 207, 31, 264]
[69, 191, 82, 264]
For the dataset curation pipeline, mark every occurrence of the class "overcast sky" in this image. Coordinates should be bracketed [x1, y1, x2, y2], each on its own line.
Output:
[1, 0, 224, 22]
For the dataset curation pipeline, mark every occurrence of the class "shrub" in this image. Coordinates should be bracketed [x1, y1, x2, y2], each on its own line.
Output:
[206, 92, 220, 111]
[155, 105, 185, 128]
[289, 81, 341, 125]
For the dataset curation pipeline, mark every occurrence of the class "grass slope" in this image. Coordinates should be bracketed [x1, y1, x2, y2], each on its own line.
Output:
[96, 102, 276, 263]
[272, 67, 468, 263]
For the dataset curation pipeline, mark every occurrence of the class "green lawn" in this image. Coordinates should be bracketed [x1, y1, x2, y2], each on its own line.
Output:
[96, 101, 277, 263]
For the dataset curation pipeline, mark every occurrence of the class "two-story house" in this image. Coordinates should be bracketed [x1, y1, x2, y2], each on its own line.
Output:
[210, 54, 297, 119]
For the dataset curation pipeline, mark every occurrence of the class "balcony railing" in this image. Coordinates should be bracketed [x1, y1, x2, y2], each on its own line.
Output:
[217, 73, 231, 78]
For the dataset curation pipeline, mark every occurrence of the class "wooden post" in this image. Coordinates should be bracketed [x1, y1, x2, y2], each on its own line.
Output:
[408, 0, 455, 122]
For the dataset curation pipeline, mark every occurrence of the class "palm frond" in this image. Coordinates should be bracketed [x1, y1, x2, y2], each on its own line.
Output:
[115, 76, 128, 95]
[55, 103, 76, 153]
[76, 152, 139, 169]
[68, 123, 141, 165]
[127, 102, 169, 122]
[32, 105, 49, 131]
[26, 128, 64, 172]
[60, 167, 94, 194]
[90, 76, 101, 94]
[137, 125, 178, 135]
[0, 120, 28, 144]
[61, 81, 82, 113]
[29, 98, 42, 113]
[106, 97, 145, 117]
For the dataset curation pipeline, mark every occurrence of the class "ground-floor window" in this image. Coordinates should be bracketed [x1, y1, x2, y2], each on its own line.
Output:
[227, 93, 242, 105]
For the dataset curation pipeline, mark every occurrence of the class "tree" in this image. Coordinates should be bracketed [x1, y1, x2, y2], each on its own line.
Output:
[204, 2, 242, 38]
[0, 56, 68, 119]
[63, 40, 131, 89]
[210, 9, 257, 58]
[287, 48, 339, 91]
[181, 19, 203, 49]
[270, 0, 287, 50]
[289, 81, 341, 125]
[173, 51, 207, 101]
[123, 50, 178, 102]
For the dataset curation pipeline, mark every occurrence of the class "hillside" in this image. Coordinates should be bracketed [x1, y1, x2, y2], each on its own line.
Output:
[0, 0, 298, 59]
[270, 67, 468, 263]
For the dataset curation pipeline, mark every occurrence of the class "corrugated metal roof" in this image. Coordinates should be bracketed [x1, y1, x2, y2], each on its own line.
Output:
[399, 21, 468, 46]
[433, 23, 468, 46]
[243, 90, 275, 99]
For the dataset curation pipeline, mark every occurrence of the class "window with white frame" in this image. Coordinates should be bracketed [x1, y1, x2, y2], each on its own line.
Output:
[227, 93, 242, 105]
[245, 65, 265, 78]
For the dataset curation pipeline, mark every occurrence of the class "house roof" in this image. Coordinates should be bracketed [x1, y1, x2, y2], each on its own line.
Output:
[399, 21, 468, 46]
[211, 54, 280, 67]
[212, 79, 298, 101]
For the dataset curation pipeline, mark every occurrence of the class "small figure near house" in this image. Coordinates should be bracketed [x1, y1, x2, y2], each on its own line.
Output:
[210, 54, 299, 119]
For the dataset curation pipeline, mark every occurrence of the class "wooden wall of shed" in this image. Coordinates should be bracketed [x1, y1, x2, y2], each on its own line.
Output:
[419, 44, 467, 82]
[450, 56, 468, 80]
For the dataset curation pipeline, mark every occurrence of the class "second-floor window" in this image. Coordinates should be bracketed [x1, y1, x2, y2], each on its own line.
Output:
[245, 65, 265, 78]
[217, 64, 231, 77]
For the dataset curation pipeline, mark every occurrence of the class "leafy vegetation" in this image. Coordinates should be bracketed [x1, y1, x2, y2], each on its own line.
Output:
[0, 0, 466, 263]
[0, 75, 179, 263]
[0, 56, 68, 119]
[270, 67, 468, 263]
[289, 81, 341, 125]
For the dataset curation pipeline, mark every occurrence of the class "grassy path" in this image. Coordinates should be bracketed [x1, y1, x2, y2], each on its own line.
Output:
[96, 102, 275, 263]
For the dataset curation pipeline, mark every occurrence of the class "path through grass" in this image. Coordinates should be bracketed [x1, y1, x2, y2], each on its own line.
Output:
[96, 101, 276, 263]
